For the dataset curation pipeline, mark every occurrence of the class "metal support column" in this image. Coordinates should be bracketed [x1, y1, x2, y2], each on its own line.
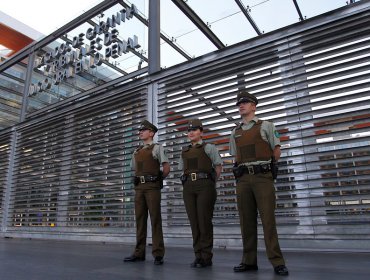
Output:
[148, 0, 161, 74]
[19, 52, 35, 122]
[277, 38, 314, 231]
[1, 128, 17, 232]
[57, 115, 74, 228]
[147, 82, 159, 138]
[147, 81, 159, 240]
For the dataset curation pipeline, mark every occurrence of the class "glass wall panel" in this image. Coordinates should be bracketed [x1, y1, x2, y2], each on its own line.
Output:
[0, 58, 28, 129]
[27, 2, 148, 114]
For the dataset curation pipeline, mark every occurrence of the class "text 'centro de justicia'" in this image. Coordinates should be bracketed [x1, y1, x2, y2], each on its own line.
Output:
[30, 4, 140, 96]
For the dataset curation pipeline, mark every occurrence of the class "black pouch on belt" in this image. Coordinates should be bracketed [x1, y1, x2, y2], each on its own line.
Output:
[232, 163, 245, 179]
[180, 174, 187, 185]
[133, 176, 140, 186]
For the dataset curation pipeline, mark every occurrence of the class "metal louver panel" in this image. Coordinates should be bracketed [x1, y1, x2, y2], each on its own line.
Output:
[8, 87, 147, 231]
[0, 132, 12, 228]
[157, 8, 370, 242]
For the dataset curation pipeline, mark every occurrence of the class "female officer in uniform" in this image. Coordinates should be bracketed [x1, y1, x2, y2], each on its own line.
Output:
[179, 119, 222, 268]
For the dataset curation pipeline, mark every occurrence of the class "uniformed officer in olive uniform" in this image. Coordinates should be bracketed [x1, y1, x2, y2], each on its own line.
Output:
[229, 91, 289, 276]
[179, 119, 222, 268]
[124, 120, 170, 265]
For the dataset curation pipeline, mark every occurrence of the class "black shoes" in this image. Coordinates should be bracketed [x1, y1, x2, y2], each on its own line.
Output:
[154, 256, 164, 265]
[199, 259, 212, 268]
[124, 255, 164, 265]
[190, 258, 201, 268]
[274, 265, 289, 276]
[233, 263, 258, 272]
[123, 255, 145, 262]
[190, 258, 212, 268]
[233, 263, 288, 275]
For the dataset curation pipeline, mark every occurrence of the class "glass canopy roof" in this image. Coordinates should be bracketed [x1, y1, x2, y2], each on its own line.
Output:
[0, 0, 360, 130]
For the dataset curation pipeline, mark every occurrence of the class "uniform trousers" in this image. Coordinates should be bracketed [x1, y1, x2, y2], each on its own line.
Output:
[134, 183, 165, 258]
[183, 179, 217, 262]
[236, 172, 285, 267]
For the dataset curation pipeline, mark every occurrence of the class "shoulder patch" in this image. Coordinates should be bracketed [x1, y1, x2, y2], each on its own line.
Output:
[274, 130, 280, 138]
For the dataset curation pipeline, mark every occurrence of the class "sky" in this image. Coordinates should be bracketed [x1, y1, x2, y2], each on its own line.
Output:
[0, 0, 352, 70]
[1, 0, 105, 36]
[1, 0, 350, 40]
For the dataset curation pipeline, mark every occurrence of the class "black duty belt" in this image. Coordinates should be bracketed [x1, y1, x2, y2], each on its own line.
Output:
[233, 164, 271, 178]
[243, 164, 271, 175]
[135, 175, 159, 184]
[181, 172, 212, 182]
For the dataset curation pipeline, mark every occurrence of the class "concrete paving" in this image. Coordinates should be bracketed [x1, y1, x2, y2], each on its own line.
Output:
[0, 237, 369, 280]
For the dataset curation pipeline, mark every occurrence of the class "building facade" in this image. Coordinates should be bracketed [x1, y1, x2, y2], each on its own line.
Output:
[0, 0, 369, 251]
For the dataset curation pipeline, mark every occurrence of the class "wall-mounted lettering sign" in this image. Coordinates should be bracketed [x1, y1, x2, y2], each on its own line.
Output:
[30, 4, 140, 96]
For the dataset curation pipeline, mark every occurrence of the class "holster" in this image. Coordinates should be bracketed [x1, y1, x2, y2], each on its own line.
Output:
[232, 163, 245, 179]
[180, 174, 187, 185]
[133, 176, 140, 186]
[210, 170, 216, 182]
[270, 157, 278, 179]
[158, 171, 164, 189]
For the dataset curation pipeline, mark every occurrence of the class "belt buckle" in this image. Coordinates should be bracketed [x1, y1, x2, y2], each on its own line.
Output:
[247, 166, 254, 175]
[140, 176, 146, 184]
[191, 173, 197, 181]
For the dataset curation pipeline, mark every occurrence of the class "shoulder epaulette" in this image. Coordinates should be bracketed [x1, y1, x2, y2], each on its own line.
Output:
[203, 142, 212, 149]
[233, 122, 243, 131]
[196, 142, 206, 148]
[259, 119, 272, 126]
[135, 145, 143, 152]
[182, 145, 191, 152]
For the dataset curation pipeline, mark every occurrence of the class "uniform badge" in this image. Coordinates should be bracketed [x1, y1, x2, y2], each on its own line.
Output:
[274, 130, 280, 138]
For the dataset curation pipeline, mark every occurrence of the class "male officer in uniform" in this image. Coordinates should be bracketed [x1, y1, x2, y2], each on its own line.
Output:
[179, 119, 222, 268]
[229, 90, 289, 276]
[124, 120, 170, 265]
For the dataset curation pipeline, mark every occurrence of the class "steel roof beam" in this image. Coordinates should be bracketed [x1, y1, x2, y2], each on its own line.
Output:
[119, 0, 192, 60]
[171, 0, 225, 49]
[293, 0, 304, 21]
[234, 0, 262, 36]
